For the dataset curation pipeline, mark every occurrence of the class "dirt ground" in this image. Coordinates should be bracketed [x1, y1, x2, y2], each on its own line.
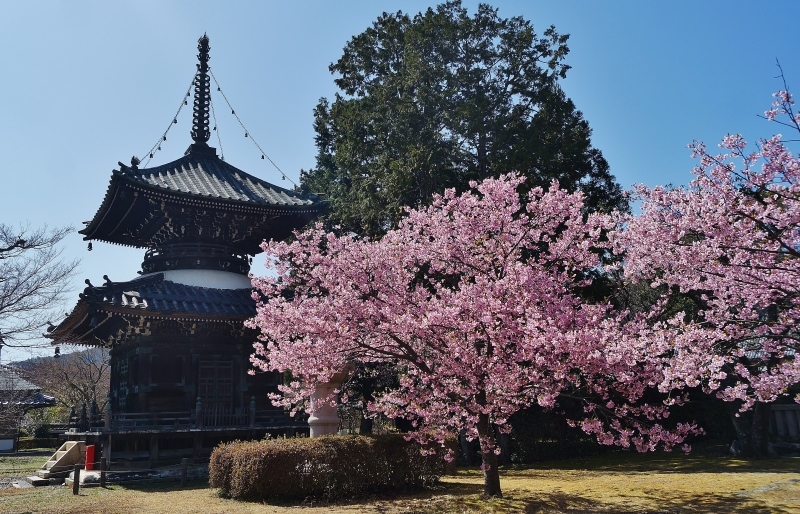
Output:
[0, 451, 798, 513]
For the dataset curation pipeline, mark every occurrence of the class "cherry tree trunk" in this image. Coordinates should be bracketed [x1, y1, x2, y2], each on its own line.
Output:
[476, 413, 502, 498]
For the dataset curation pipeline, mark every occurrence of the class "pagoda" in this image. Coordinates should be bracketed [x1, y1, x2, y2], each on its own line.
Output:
[48, 35, 323, 467]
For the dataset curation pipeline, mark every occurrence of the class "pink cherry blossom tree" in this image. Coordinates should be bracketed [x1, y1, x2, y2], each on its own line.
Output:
[614, 87, 800, 457]
[250, 174, 701, 497]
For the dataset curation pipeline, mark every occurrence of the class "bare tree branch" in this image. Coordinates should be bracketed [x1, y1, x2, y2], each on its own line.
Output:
[0, 223, 79, 346]
[24, 349, 110, 411]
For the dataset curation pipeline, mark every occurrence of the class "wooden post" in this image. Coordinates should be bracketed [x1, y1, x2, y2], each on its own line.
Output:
[99, 458, 106, 488]
[104, 394, 112, 431]
[195, 397, 203, 429]
[193, 434, 202, 461]
[103, 436, 111, 470]
[249, 396, 256, 427]
[180, 458, 188, 488]
[72, 464, 81, 495]
[148, 436, 159, 469]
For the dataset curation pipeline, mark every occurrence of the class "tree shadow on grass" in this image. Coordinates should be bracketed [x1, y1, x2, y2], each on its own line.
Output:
[517, 490, 787, 514]
[509, 452, 800, 475]
[437, 468, 799, 514]
[366, 484, 787, 514]
[115, 479, 210, 492]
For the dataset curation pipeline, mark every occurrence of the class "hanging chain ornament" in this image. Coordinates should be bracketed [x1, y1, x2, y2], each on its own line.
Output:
[137, 34, 296, 187]
[210, 97, 224, 161]
[141, 80, 193, 168]
[210, 71, 295, 186]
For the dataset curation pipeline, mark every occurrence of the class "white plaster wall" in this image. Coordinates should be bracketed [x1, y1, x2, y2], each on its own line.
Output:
[142, 269, 253, 290]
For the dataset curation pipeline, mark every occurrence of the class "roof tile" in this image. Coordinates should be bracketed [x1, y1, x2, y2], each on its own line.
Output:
[82, 274, 255, 318]
[121, 149, 314, 207]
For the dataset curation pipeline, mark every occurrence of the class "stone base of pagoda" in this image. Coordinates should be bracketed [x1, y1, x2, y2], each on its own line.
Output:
[63, 424, 309, 469]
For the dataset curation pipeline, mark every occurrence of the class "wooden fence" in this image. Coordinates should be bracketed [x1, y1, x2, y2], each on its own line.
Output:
[770, 404, 800, 442]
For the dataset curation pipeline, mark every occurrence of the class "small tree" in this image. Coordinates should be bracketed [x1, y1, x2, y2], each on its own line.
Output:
[25, 348, 110, 413]
[0, 223, 77, 348]
[251, 175, 701, 497]
[615, 84, 800, 457]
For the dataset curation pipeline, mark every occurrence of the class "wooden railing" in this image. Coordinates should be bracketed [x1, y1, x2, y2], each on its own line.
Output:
[65, 401, 304, 432]
[199, 407, 298, 429]
[111, 411, 194, 431]
[202, 406, 248, 428]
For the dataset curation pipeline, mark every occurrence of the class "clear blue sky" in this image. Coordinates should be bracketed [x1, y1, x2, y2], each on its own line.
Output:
[1, 1, 798, 361]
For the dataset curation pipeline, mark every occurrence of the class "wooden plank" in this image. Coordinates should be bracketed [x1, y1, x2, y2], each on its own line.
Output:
[771, 404, 800, 441]
[788, 409, 800, 440]
[774, 409, 788, 438]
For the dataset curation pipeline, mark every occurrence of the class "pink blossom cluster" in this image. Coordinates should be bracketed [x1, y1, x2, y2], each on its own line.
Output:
[764, 90, 798, 126]
[248, 174, 707, 463]
[615, 96, 800, 411]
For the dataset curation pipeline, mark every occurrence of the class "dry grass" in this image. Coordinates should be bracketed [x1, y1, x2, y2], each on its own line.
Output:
[0, 451, 797, 513]
[0, 453, 50, 479]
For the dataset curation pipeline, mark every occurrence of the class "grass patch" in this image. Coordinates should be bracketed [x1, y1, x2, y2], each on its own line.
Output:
[0, 453, 49, 479]
[0, 451, 797, 513]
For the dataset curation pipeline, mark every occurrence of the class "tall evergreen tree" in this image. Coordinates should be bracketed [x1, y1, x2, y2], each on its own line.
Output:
[302, 1, 627, 237]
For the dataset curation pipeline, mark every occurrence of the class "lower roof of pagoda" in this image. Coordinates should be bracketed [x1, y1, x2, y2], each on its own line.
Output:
[80, 146, 323, 252]
[46, 272, 256, 347]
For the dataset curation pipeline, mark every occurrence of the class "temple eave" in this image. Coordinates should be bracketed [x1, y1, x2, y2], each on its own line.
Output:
[80, 175, 320, 251]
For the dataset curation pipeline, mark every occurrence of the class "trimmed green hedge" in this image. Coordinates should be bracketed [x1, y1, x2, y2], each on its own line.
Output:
[209, 434, 454, 501]
[17, 437, 59, 450]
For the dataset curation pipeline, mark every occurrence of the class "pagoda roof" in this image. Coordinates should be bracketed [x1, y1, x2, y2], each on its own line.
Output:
[85, 272, 255, 317]
[80, 144, 322, 248]
[77, 273, 254, 319]
[47, 273, 256, 347]
[118, 145, 313, 208]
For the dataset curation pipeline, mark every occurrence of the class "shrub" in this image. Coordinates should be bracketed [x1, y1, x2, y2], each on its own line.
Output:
[17, 437, 59, 450]
[33, 424, 52, 439]
[209, 434, 454, 501]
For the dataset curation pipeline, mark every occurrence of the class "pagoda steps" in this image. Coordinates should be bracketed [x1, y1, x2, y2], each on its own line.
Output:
[36, 441, 85, 478]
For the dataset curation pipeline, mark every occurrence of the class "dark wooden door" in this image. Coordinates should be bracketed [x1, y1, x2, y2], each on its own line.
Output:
[198, 360, 233, 425]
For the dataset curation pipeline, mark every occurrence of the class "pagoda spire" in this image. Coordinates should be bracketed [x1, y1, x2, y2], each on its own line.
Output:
[191, 34, 211, 145]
